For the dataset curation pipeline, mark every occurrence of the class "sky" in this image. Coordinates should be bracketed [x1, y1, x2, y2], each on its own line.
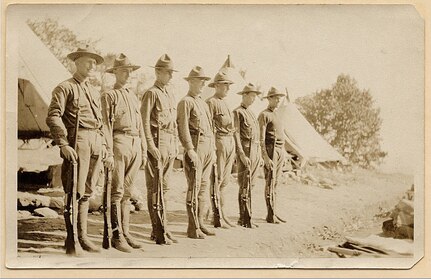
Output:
[10, 4, 424, 175]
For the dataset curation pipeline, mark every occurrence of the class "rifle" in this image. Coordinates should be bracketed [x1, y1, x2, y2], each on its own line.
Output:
[241, 140, 252, 228]
[152, 123, 166, 244]
[102, 92, 116, 249]
[210, 162, 221, 227]
[102, 167, 112, 249]
[189, 131, 201, 231]
[64, 94, 81, 255]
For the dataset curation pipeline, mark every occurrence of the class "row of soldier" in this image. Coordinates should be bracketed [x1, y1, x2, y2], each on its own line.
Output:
[46, 48, 288, 254]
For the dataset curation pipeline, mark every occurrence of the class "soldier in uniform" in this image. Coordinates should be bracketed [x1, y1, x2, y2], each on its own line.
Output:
[141, 54, 179, 245]
[206, 69, 236, 228]
[177, 66, 217, 239]
[258, 87, 287, 224]
[102, 53, 146, 252]
[46, 47, 105, 252]
[233, 83, 262, 228]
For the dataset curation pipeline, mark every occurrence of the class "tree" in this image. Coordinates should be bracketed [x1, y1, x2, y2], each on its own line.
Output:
[27, 17, 100, 74]
[296, 74, 387, 169]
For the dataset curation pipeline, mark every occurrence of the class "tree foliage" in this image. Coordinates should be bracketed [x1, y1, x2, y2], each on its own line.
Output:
[296, 74, 387, 169]
[27, 17, 101, 74]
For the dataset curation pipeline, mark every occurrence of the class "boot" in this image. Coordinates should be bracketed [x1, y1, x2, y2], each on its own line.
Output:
[77, 198, 100, 253]
[121, 200, 143, 249]
[111, 201, 132, 253]
[187, 205, 205, 239]
[198, 200, 216, 236]
[265, 197, 278, 224]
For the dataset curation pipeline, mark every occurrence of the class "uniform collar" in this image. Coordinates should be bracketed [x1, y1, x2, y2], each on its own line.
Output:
[73, 72, 89, 84]
[113, 83, 127, 90]
[267, 106, 277, 112]
[241, 103, 249, 109]
[154, 80, 167, 91]
[187, 91, 201, 99]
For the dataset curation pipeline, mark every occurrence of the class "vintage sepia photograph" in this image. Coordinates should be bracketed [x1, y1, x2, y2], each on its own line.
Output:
[4, 3, 425, 269]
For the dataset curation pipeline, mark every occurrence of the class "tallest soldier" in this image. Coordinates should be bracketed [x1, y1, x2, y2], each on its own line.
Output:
[46, 47, 105, 253]
[141, 54, 179, 245]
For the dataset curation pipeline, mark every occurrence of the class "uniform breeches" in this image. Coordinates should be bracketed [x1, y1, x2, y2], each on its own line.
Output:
[263, 144, 285, 217]
[184, 136, 214, 215]
[61, 129, 103, 199]
[215, 135, 236, 192]
[237, 141, 260, 191]
[111, 134, 142, 203]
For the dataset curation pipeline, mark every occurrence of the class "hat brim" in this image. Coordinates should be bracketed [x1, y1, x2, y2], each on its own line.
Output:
[106, 65, 141, 74]
[208, 81, 234, 88]
[150, 66, 179, 72]
[184, 76, 211, 81]
[263, 93, 287, 98]
[237, 90, 262, 95]
[67, 52, 104, 65]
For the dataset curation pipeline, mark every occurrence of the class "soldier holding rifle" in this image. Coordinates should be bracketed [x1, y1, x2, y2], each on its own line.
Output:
[258, 87, 287, 224]
[177, 66, 217, 239]
[102, 53, 147, 252]
[46, 47, 105, 254]
[206, 69, 236, 228]
[141, 54, 179, 245]
[233, 83, 262, 228]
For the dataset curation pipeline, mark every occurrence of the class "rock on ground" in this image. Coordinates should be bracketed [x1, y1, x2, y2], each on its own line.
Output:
[33, 207, 59, 218]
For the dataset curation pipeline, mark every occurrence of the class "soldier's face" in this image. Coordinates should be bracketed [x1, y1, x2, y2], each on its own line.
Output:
[243, 92, 257, 106]
[268, 96, 282, 108]
[215, 83, 230, 97]
[114, 68, 131, 87]
[75, 56, 97, 78]
[188, 78, 205, 93]
[156, 69, 173, 85]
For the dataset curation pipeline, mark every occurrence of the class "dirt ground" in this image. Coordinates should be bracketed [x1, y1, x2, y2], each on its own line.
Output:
[17, 166, 412, 260]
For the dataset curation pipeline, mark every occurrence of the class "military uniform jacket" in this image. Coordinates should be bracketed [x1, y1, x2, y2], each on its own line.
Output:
[101, 85, 147, 157]
[177, 93, 213, 151]
[233, 104, 260, 158]
[46, 72, 104, 147]
[206, 96, 235, 136]
[141, 81, 177, 151]
[258, 107, 286, 158]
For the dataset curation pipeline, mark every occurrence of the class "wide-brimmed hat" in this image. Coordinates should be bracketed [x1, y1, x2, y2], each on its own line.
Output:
[67, 46, 104, 65]
[184, 66, 211, 81]
[263, 87, 287, 98]
[106, 53, 140, 73]
[150, 54, 178, 72]
[237, 83, 262, 95]
[208, 69, 234, 88]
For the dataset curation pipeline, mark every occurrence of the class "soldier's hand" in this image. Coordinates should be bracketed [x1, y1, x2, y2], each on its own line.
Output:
[104, 155, 114, 171]
[240, 154, 251, 168]
[187, 149, 199, 167]
[61, 146, 78, 163]
[101, 144, 108, 160]
[149, 147, 161, 161]
[140, 156, 147, 170]
[264, 156, 274, 169]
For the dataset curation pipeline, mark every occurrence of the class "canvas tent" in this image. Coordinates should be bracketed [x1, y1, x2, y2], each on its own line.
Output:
[17, 23, 69, 173]
[202, 57, 345, 165]
[18, 23, 71, 138]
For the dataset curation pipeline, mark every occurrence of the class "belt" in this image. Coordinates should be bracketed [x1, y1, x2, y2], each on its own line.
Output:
[114, 130, 140, 137]
[242, 138, 260, 144]
[216, 132, 234, 137]
[266, 139, 284, 146]
[190, 131, 213, 138]
[77, 126, 101, 131]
